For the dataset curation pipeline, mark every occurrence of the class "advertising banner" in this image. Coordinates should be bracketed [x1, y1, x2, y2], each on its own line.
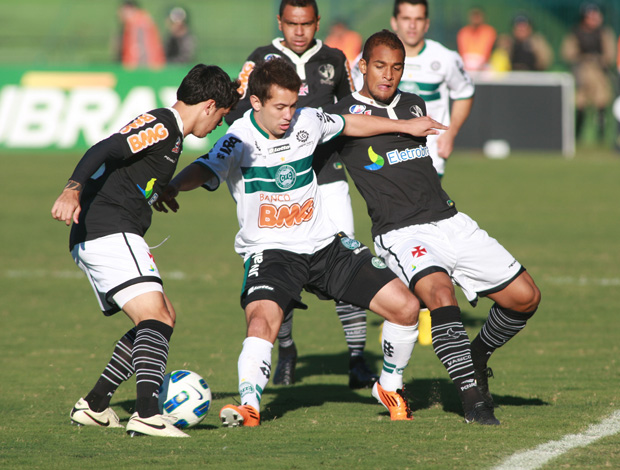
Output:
[0, 65, 238, 153]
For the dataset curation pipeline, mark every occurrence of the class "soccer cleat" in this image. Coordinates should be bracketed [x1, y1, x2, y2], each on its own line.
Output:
[371, 382, 413, 420]
[473, 365, 495, 409]
[348, 356, 379, 389]
[219, 404, 260, 427]
[417, 308, 432, 346]
[465, 401, 500, 425]
[126, 412, 190, 437]
[273, 343, 297, 385]
[70, 397, 123, 428]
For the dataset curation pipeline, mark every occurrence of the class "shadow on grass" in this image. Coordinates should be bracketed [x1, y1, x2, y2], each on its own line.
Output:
[256, 350, 549, 422]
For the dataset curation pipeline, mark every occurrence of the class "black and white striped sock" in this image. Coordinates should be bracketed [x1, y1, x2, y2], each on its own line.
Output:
[335, 301, 367, 358]
[277, 310, 294, 349]
[133, 320, 173, 418]
[86, 328, 136, 412]
[430, 306, 477, 395]
[472, 303, 535, 366]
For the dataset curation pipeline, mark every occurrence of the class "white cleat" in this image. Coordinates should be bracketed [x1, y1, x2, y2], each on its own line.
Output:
[126, 412, 190, 437]
[70, 397, 123, 428]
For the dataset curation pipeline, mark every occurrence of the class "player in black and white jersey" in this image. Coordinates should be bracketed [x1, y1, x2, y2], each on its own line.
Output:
[51, 64, 240, 437]
[321, 30, 541, 425]
[226, 0, 376, 389]
[157, 58, 448, 426]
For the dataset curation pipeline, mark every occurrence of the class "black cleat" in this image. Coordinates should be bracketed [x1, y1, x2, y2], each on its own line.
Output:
[273, 343, 297, 385]
[474, 366, 495, 409]
[348, 356, 379, 389]
[465, 401, 500, 426]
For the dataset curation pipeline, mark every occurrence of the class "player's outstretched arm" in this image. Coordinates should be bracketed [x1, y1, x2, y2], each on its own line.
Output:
[51, 180, 82, 226]
[153, 163, 216, 214]
[342, 114, 447, 138]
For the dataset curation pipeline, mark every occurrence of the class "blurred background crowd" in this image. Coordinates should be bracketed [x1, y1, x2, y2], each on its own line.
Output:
[2, 0, 620, 149]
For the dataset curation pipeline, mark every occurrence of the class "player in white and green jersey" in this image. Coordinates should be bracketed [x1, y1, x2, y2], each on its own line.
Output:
[156, 58, 448, 426]
[391, 0, 473, 178]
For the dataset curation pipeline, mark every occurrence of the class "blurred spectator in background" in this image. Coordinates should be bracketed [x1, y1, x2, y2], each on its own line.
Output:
[493, 14, 553, 71]
[457, 7, 497, 71]
[117, 0, 165, 69]
[324, 19, 362, 67]
[561, 3, 616, 142]
[165, 7, 196, 64]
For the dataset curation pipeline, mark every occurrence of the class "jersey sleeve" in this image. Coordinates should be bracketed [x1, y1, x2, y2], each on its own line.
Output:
[306, 108, 345, 144]
[445, 50, 475, 100]
[69, 111, 171, 184]
[193, 133, 243, 190]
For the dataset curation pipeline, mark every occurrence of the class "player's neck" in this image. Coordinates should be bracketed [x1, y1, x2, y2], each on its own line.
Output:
[405, 39, 425, 58]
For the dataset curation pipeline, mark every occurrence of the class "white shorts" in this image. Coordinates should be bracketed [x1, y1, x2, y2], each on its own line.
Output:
[71, 233, 164, 315]
[319, 180, 355, 237]
[374, 212, 523, 305]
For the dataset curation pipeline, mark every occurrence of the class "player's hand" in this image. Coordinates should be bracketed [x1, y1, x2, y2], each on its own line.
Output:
[153, 185, 180, 213]
[404, 116, 448, 137]
[436, 132, 455, 160]
[51, 187, 81, 226]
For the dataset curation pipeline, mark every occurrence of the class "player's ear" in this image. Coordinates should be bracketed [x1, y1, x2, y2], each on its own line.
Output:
[359, 58, 368, 75]
[277, 15, 283, 32]
[249, 95, 262, 112]
[316, 15, 320, 32]
[390, 16, 398, 32]
[204, 99, 216, 115]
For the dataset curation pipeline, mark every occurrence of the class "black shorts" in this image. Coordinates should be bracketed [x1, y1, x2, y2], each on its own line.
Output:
[240, 233, 397, 314]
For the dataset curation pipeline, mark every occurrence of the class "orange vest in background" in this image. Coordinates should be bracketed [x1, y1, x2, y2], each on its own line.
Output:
[121, 10, 166, 69]
[457, 24, 497, 71]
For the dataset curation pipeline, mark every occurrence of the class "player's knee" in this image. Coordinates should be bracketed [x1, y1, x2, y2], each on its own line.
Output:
[388, 290, 419, 326]
[153, 305, 175, 328]
[514, 277, 541, 313]
[428, 284, 457, 309]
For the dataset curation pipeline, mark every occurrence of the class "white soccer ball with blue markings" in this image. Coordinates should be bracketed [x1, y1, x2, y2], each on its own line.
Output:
[158, 370, 212, 429]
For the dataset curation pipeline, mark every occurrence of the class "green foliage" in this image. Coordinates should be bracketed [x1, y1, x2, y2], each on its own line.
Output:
[1, 149, 619, 469]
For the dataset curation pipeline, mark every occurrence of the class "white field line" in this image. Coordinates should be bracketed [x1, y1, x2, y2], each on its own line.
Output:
[492, 410, 620, 470]
[4, 270, 620, 286]
[4, 269, 189, 280]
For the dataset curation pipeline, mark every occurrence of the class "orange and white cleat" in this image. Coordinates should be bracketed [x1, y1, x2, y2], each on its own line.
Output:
[219, 404, 260, 427]
[371, 382, 413, 421]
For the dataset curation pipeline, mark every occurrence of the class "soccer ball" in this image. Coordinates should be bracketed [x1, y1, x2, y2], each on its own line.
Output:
[158, 370, 212, 429]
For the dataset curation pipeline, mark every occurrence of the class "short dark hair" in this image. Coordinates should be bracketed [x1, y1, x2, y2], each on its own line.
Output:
[361, 29, 406, 64]
[393, 0, 428, 18]
[279, 0, 319, 18]
[248, 58, 302, 104]
[176, 64, 240, 109]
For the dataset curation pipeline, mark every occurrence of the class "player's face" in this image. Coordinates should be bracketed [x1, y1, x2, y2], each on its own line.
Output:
[359, 45, 404, 104]
[278, 5, 320, 55]
[390, 3, 429, 49]
[251, 85, 298, 139]
[194, 105, 231, 138]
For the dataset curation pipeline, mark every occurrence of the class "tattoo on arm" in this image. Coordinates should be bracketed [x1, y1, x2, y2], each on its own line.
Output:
[65, 180, 83, 191]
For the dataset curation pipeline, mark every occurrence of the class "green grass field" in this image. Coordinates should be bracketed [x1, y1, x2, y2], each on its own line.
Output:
[1, 148, 619, 469]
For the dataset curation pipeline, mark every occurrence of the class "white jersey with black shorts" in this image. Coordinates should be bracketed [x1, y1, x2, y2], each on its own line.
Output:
[226, 38, 357, 235]
[194, 107, 396, 312]
[322, 91, 524, 306]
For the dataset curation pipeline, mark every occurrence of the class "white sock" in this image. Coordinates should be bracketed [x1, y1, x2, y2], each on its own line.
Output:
[237, 336, 273, 411]
[379, 320, 418, 391]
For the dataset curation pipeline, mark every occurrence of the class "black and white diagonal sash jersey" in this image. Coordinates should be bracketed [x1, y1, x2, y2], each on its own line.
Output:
[322, 91, 457, 240]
